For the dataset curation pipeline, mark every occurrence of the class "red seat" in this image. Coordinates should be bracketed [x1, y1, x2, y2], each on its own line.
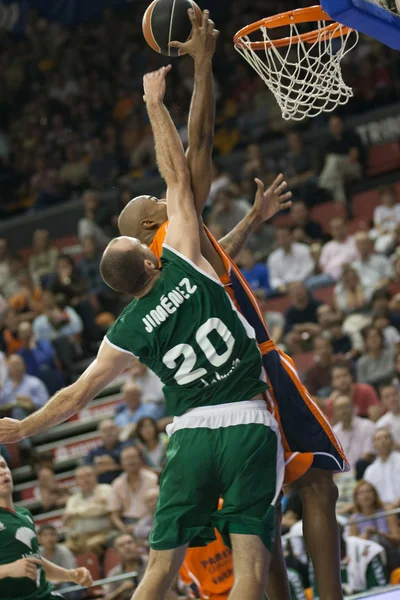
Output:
[347, 219, 370, 235]
[103, 547, 121, 576]
[352, 190, 380, 222]
[368, 142, 400, 176]
[313, 286, 334, 306]
[262, 294, 291, 314]
[310, 202, 346, 234]
[76, 553, 101, 582]
[272, 213, 292, 228]
[293, 352, 315, 377]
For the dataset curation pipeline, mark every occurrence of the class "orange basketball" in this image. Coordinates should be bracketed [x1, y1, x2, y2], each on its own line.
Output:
[142, 0, 202, 56]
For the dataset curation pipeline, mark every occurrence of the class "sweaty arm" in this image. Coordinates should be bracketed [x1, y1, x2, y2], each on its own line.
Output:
[0, 340, 133, 442]
[144, 67, 216, 278]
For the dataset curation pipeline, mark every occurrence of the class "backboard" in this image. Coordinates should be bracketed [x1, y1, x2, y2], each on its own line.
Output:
[321, 0, 400, 50]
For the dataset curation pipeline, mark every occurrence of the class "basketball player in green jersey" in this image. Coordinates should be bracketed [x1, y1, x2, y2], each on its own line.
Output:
[0, 455, 93, 600]
[0, 66, 285, 600]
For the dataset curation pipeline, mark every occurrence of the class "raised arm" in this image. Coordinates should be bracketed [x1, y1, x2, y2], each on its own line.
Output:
[143, 67, 214, 275]
[170, 9, 218, 215]
[0, 340, 133, 442]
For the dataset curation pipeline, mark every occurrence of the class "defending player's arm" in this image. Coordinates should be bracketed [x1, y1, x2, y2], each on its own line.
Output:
[0, 340, 133, 442]
[170, 9, 218, 215]
[218, 175, 292, 258]
[41, 559, 93, 587]
[144, 67, 215, 275]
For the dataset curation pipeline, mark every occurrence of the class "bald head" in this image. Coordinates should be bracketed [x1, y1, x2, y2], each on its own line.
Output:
[100, 236, 159, 296]
[118, 195, 167, 244]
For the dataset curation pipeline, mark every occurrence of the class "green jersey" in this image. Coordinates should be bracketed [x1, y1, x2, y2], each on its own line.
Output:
[106, 245, 267, 416]
[0, 506, 56, 600]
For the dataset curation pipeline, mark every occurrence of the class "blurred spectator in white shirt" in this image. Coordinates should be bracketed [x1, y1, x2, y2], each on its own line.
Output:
[103, 533, 147, 599]
[332, 395, 375, 470]
[320, 217, 359, 282]
[35, 466, 70, 511]
[267, 226, 314, 293]
[364, 429, 400, 505]
[109, 446, 158, 534]
[375, 384, 400, 449]
[371, 186, 400, 254]
[28, 229, 58, 286]
[130, 359, 164, 404]
[33, 290, 83, 342]
[64, 465, 113, 555]
[134, 487, 159, 541]
[353, 232, 392, 291]
[334, 265, 370, 316]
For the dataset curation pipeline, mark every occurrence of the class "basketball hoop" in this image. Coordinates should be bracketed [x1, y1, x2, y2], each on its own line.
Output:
[233, 6, 359, 121]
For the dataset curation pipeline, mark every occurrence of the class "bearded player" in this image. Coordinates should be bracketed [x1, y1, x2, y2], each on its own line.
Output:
[0, 455, 93, 600]
[118, 10, 349, 600]
[0, 65, 285, 600]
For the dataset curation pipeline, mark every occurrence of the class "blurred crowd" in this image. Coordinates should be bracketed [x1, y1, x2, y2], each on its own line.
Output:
[0, 0, 400, 598]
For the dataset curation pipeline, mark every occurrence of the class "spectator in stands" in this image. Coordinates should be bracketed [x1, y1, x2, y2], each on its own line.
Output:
[0, 350, 7, 388]
[279, 131, 318, 204]
[115, 382, 164, 432]
[283, 281, 321, 354]
[281, 485, 303, 534]
[267, 226, 314, 293]
[85, 419, 124, 484]
[391, 250, 400, 292]
[375, 384, 400, 448]
[33, 290, 83, 342]
[35, 466, 70, 511]
[305, 336, 343, 396]
[318, 114, 364, 203]
[38, 524, 79, 597]
[64, 465, 113, 555]
[103, 534, 147, 599]
[59, 142, 89, 193]
[353, 231, 392, 291]
[332, 395, 375, 471]
[28, 229, 58, 286]
[207, 186, 251, 235]
[130, 359, 164, 405]
[30, 156, 65, 211]
[325, 363, 381, 421]
[319, 217, 359, 282]
[17, 320, 64, 394]
[9, 273, 43, 321]
[372, 309, 400, 348]
[2, 254, 27, 299]
[357, 326, 396, 387]
[0, 307, 23, 355]
[135, 417, 168, 472]
[349, 481, 400, 573]
[109, 445, 158, 533]
[238, 247, 271, 299]
[325, 311, 355, 358]
[371, 185, 400, 254]
[0, 444, 10, 465]
[334, 265, 370, 315]
[364, 429, 400, 505]
[134, 487, 159, 541]
[77, 190, 111, 246]
[77, 236, 108, 295]
[0, 354, 49, 416]
[290, 201, 323, 244]
[0, 238, 10, 293]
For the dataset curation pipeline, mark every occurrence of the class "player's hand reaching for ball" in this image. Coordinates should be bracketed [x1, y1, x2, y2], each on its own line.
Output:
[143, 65, 172, 104]
[69, 567, 93, 588]
[169, 9, 219, 61]
[9, 557, 42, 580]
[253, 174, 293, 223]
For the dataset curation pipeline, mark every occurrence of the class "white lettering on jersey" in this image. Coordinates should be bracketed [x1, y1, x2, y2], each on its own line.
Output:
[15, 527, 36, 549]
[142, 279, 197, 333]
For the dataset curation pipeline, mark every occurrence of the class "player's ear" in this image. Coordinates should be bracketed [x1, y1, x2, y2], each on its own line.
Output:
[141, 218, 158, 230]
[144, 259, 156, 270]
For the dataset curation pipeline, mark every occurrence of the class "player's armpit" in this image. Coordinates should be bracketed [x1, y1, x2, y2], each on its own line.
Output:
[0, 340, 133, 442]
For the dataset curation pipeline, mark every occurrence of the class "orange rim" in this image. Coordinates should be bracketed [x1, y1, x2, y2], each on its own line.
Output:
[233, 5, 353, 50]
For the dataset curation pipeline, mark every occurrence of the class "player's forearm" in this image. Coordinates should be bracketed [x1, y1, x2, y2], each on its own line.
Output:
[42, 558, 74, 583]
[146, 100, 190, 188]
[186, 58, 215, 215]
[0, 564, 12, 579]
[218, 209, 260, 259]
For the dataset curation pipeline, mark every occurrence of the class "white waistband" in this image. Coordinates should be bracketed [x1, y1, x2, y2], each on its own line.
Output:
[181, 397, 266, 419]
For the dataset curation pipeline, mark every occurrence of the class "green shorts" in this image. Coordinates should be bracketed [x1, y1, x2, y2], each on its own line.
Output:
[150, 400, 284, 553]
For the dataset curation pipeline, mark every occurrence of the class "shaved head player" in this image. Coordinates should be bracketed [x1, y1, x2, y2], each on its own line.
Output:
[0, 65, 285, 600]
[117, 11, 349, 600]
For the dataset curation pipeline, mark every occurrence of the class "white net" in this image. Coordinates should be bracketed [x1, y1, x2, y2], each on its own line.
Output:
[235, 21, 359, 121]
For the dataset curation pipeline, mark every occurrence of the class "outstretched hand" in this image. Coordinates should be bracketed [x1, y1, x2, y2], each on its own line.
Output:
[0, 417, 23, 443]
[169, 9, 219, 60]
[253, 174, 292, 223]
[143, 65, 172, 104]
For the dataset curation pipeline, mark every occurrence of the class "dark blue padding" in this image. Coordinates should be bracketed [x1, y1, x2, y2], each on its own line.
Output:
[322, 0, 400, 50]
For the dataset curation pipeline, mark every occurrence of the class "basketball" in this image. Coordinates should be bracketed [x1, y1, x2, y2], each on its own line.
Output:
[142, 0, 202, 56]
